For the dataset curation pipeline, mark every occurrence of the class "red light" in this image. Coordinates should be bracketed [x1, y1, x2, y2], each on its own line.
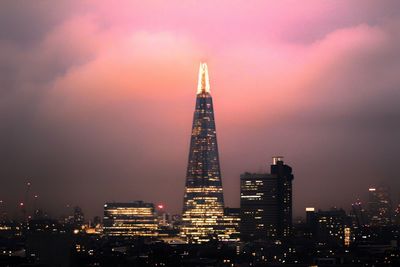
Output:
[20, 202, 24, 206]
[157, 204, 164, 209]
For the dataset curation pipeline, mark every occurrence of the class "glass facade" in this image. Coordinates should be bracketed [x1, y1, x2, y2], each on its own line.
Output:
[103, 201, 158, 237]
[218, 208, 241, 242]
[240, 172, 277, 240]
[240, 158, 294, 241]
[181, 63, 225, 243]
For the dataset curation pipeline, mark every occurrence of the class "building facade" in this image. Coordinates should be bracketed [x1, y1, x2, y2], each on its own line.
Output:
[240, 157, 294, 241]
[351, 200, 368, 228]
[103, 201, 158, 237]
[306, 208, 352, 247]
[395, 205, 400, 225]
[271, 157, 294, 238]
[368, 186, 392, 226]
[181, 63, 225, 243]
[218, 208, 241, 242]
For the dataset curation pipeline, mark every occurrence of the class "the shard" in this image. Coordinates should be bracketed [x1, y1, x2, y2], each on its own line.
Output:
[181, 63, 225, 243]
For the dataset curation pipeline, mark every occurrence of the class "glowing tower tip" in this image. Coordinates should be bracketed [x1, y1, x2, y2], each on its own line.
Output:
[197, 62, 210, 94]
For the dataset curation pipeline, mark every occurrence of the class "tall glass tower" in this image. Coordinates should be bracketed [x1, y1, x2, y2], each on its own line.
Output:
[181, 63, 224, 243]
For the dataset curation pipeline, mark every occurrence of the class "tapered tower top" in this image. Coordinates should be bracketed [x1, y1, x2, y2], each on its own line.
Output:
[197, 62, 210, 94]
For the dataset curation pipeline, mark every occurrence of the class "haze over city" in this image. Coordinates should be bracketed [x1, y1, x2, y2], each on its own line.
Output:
[1, 0, 400, 219]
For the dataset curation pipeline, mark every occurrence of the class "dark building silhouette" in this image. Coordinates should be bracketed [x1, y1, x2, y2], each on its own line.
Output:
[305, 207, 316, 225]
[368, 186, 392, 226]
[73, 206, 85, 228]
[240, 157, 294, 241]
[395, 204, 400, 225]
[306, 208, 352, 247]
[26, 219, 74, 267]
[240, 172, 275, 240]
[181, 63, 225, 243]
[351, 200, 368, 228]
[271, 156, 294, 237]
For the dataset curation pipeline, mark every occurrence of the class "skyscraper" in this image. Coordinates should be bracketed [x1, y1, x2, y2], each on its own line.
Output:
[351, 200, 367, 228]
[240, 157, 294, 241]
[271, 157, 294, 237]
[240, 172, 275, 240]
[181, 63, 225, 243]
[368, 186, 392, 226]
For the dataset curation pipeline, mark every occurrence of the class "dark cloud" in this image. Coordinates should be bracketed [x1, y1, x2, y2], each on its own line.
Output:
[0, 0, 82, 44]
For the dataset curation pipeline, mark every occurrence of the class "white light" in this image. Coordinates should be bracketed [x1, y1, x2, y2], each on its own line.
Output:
[272, 156, 284, 165]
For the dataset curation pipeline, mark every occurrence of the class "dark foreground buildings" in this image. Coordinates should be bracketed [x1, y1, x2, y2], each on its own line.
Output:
[240, 157, 294, 241]
[305, 207, 352, 247]
[181, 63, 225, 243]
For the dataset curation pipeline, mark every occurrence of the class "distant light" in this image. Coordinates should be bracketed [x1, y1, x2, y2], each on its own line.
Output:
[272, 156, 284, 165]
[157, 204, 164, 209]
[73, 229, 79, 234]
[19, 202, 24, 206]
[305, 207, 315, 212]
[369, 188, 376, 192]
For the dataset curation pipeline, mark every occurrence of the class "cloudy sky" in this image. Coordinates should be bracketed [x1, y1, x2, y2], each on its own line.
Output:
[1, 0, 400, 219]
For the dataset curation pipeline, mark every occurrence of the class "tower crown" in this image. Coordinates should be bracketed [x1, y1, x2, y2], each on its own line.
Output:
[197, 62, 210, 94]
[272, 156, 284, 165]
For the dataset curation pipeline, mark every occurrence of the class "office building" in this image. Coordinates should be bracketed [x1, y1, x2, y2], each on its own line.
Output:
[350, 200, 367, 228]
[103, 201, 158, 236]
[218, 208, 241, 242]
[368, 186, 392, 226]
[73, 206, 84, 228]
[181, 63, 225, 243]
[307, 208, 352, 247]
[240, 157, 294, 241]
[271, 156, 294, 237]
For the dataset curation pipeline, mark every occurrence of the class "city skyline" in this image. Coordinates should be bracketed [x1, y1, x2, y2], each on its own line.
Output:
[1, 1, 400, 219]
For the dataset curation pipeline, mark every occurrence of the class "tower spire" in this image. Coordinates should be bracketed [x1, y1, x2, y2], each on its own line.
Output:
[182, 63, 224, 243]
[197, 62, 210, 94]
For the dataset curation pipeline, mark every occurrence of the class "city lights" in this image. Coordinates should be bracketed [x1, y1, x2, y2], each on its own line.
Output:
[181, 63, 225, 243]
